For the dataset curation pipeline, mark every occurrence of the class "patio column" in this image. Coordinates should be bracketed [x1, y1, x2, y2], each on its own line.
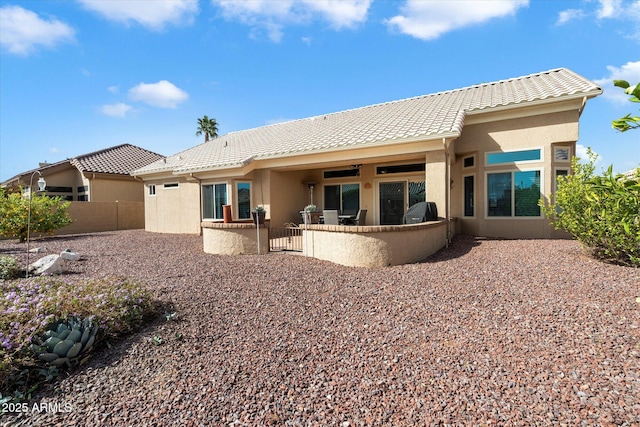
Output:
[424, 150, 447, 219]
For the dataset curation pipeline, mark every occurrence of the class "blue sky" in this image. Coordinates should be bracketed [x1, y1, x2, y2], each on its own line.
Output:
[1, 0, 639, 182]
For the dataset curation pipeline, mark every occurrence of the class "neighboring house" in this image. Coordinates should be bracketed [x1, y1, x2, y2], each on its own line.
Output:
[2, 144, 164, 202]
[2, 144, 164, 235]
[134, 68, 601, 236]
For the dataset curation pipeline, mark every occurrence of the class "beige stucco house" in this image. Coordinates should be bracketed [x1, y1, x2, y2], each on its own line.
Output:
[2, 144, 164, 234]
[133, 68, 602, 267]
[2, 144, 163, 202]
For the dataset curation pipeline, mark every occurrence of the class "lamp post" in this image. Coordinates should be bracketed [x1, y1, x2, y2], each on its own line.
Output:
[26, 171, 46, 278]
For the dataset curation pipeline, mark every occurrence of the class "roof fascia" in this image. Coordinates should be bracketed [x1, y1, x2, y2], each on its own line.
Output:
[175, 134, 453, 179]
[464, 92, 600, 126]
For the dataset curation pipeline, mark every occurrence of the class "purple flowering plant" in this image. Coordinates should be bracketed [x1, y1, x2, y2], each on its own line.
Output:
[1, 276, 154, 396]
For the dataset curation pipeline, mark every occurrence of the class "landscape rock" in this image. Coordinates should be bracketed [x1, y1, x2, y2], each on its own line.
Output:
[28, 254, 66, 275]
[60, 250, 81, 261]
[27, 250, 81, 275]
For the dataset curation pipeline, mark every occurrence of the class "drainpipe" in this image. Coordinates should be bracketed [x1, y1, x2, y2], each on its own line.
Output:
[189, 173, 203, 236]
[578, 96, 587, 117]
[443, 138, 451, 247]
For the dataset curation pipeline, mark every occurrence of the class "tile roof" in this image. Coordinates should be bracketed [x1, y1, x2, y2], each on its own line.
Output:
[2, 144, 163, 186]
[134, 68, 601, 176]
[70, 144, 164, 175]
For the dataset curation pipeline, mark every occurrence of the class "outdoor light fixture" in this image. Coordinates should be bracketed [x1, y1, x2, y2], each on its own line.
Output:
[26, 171, 46, 277]
[305, 182, 316, 205]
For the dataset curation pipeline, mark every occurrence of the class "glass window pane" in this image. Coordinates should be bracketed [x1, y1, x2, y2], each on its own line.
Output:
[341, 184, 360, 215]
[202, 185, 214, 219]
[514, 170, 541, 216]
[214, 183, 227, 219]
[408, 181, 425, 207]
[324, 185, 340, 210]
[487, 149, 541, 165]
[487, 173, 511, 216]
[463, 156, 474, 168]
[464, 176, 474, 217]
[380, 181, 405, 225]
[237, 183, 251, 219]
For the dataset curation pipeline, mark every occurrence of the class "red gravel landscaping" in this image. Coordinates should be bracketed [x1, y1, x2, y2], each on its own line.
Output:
[1, 230, 639, 426]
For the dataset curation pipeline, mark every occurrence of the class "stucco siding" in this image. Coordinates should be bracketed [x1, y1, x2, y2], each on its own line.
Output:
[451, 110, 579, 238]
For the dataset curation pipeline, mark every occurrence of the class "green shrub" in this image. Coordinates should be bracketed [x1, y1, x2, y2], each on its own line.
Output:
[541, 150, 640, 266]
[0, 188, 72, 242]
[0, 256, 20, 280]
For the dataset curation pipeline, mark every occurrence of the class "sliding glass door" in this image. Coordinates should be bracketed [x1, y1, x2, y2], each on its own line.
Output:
[379, 180, 426, 225]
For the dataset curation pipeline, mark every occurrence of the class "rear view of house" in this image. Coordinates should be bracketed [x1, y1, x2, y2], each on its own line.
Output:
[133, 68, 602, 266]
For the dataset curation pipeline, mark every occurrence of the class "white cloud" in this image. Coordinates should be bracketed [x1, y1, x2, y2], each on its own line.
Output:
[101, 103, 134, 117]
[556, 8, 586, 25]
[128, 80, 189, 108]
[213, 0, 371, 42]
[594, 61, 640, 104]
[77, 0, 199, 30]
[0, 5, 75, 55]
[303, 0, 370, 29]
[107, 85, 119, 94]
[384, 0, 528, 40]
[596, 0, 622, 19]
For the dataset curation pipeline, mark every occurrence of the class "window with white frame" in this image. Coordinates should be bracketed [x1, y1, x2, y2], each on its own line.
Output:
[463, 175, 475, 217]
[149, 184, 156, 196]
[163, 183, 179, 189]
[487, 170, 541, 217]
[236, 182, 251, 220]
[486, 148, 542, 166]
[462, 155, 475, 169]
[202, 183, 227, 220]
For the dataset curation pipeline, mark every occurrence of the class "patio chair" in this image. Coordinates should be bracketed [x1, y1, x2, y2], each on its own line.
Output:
[322, 210, 340, 225]
[343, 209, 367, 226]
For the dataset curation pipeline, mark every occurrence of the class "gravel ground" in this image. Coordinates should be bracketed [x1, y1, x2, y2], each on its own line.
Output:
[1, 230, 639, 426]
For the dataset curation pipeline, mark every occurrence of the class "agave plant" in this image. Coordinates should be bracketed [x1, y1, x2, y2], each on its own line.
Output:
[30, 317, 98, 367]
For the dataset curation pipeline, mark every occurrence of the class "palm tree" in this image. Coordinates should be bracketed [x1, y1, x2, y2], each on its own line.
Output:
[196, 115, 219, 142]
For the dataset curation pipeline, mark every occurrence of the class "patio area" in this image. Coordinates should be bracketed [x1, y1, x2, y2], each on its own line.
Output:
[201, 219, 454, 267]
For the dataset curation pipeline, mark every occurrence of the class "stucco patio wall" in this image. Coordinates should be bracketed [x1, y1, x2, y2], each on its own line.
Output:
[302, 220, 452, 267]
[202, 222, 269, 255]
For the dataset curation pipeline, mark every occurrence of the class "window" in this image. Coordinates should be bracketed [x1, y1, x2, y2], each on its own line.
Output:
[236, 182, 251, 220]
[202, 183, 227, 220]
[77, 186, 88, 193]
[77, 195, 88, 201]
[376, 163, 425, 175]
[324, 169, 360, 179]
[487, 170, 541, 217]
[163, 183, 179, 189]
[463, 155, 475, 169]
[46, 186, 72, 193]
[463, 175, 474, 217]
[486, 149, 542, 165]
[149, 184, 156, 196]
[554, 168, 569, 192]
[324, 183, 360, 214]
[554, 147, 570, 162]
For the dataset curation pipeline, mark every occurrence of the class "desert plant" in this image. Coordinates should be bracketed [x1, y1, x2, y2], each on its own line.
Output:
[540, 150, 640, 266]
[29, 317, 98, 367]
[0, 256, 19, 280]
